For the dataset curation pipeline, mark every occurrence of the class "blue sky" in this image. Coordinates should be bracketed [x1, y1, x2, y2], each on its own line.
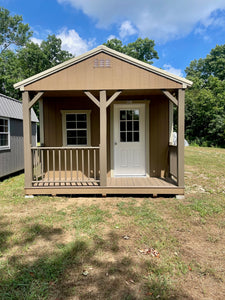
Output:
[1, 0, 225, 77]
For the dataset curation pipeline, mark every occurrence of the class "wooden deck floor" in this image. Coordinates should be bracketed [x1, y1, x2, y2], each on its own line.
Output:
[29, 173, 183, 196]
[108, 177, 176, 187]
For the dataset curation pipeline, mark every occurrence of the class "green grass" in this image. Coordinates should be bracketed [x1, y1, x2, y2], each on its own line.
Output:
[0, 146, 225, 299]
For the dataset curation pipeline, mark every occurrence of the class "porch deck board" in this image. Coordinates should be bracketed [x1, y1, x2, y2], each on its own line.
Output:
[107, 177, 176, 187]
[29, 170, 184, 195]
[33, 171, 176, 188]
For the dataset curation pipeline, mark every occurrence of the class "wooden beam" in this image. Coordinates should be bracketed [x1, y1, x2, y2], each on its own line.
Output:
[28, 92, 44, 109]
[99, 90, 107, 186]
[25, 187, 184, 196]
[39, 98, 44, 145]
[169, 101, 174, 144]
[106, 90, 122, 107]
[84, 91, 100, 107]
[177, 89, 185, 187]
[22, 92, 32, 188]
[162, 90, 178, 106]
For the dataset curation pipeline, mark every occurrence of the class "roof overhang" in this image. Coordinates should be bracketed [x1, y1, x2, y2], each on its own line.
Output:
[14, 45, 193, 91]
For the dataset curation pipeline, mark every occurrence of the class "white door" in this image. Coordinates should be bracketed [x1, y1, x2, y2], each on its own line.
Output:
[114, 104, 146, 176]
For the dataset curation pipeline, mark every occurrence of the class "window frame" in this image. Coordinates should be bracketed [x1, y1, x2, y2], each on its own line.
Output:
[61, 110, 91, 147]
[0, 117, 10, 150]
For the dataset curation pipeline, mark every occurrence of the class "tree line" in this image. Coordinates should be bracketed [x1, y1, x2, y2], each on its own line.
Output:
[0, 6, 224, 148]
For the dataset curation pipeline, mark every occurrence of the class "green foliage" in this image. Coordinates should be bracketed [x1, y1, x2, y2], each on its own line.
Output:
[0, 49, 21, 98]
[17, 35, 73, 80]
[185, 44, 225, 147]
[0, 7, 73, 100]
[40, 34, 73, 68]
[104, 37, 159, 64]
[0, 7, 32, 52]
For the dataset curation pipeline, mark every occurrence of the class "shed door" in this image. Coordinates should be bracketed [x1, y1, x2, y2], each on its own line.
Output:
[114, 104, 146, 176]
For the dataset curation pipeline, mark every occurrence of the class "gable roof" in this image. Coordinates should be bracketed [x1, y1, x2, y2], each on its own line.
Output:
[14, 45, 192, 91]
[0, 93, 39, 122]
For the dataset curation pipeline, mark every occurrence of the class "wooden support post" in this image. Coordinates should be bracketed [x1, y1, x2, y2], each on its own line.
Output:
[22, 92, 32, 188]
[39, 98, 44, 145]
[177, 89, 185, 187]
[99, 90, 107, 186]
[169, 101, 174, 145]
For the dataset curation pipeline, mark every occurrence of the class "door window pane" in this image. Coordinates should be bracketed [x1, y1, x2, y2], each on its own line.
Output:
[120, 121, 126, 131]
[134, 132, 139, 142]
[119, 109, 140, 142]
[127, 132, 132, 142]
[120, 132, 126, 142]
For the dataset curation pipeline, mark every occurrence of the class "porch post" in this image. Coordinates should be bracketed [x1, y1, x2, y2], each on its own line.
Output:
[169, 101, 174, 145]
[39, 98, 44, 146]
[22, 91, 32, 188]
[99, 90, 107, 186]
[177, 89, 185, 187]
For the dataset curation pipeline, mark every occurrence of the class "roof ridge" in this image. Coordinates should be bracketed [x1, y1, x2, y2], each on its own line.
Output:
[0, 93, 21, 103]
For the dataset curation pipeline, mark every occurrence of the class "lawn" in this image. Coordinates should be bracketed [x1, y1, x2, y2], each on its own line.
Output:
[0, 146, 225, 299]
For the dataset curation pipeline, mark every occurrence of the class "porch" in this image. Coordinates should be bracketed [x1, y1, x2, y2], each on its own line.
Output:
[28, 145, 182, 196]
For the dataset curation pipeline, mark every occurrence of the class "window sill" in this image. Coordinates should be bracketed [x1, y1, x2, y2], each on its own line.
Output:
[0, 147, 10, 151]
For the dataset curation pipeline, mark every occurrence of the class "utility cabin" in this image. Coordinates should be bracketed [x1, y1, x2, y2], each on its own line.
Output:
[0, 93, 38, 178]
[14, 45, 192, 196]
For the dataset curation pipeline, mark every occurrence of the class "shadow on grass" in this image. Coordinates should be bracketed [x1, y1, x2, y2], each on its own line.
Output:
[21, 223, 63, 244]
[0, 230, 192, 300]
[0, 216, 13, 254]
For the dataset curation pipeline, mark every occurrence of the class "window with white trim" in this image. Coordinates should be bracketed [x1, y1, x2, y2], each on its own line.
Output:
[62, 111, 91, 146]
[0, 118, 10, 149]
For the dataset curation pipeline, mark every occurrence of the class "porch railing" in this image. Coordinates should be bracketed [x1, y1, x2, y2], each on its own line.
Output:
[31, 147, 100, 186]
[169, 145, 177, 179]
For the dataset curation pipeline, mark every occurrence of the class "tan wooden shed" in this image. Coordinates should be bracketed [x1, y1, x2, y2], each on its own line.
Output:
[14, 45, 192, 196]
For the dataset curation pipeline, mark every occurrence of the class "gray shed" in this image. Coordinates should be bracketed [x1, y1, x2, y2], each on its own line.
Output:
[0, 93, 38, 178]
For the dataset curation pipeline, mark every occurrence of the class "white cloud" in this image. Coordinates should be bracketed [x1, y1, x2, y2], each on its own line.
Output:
[56, 28, 94, 56]
[163, 64, 183, 77]
[107, 34, 116, 41]
[30, 37, 43, 46]
[119, 21, 137, 39]
[57, 0, 225, 42]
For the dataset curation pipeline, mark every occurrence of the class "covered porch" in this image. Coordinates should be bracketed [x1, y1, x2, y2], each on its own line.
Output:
[30, 143, 181, 196]
[14, 45, 192, 196]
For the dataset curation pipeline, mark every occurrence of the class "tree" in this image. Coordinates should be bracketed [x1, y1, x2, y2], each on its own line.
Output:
[0, 34, 73, 98]
[104, 37, 159, 64]
[17, 35, 73, 78]
[41, 34, 73, 68]
[0, 7, 32, 53]
[185, 45, 225, 148]
[0, 49, 20, 97]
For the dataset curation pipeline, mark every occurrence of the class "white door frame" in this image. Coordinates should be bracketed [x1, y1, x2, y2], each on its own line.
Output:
[111, 102, 149, 177]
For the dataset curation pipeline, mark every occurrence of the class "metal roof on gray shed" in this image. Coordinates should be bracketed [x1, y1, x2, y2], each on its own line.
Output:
[0, 93, 38, 122]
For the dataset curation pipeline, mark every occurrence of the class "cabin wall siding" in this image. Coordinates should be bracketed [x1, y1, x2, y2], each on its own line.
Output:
[43, 95, 169, 178]
[43, 97, 100, 147]
[25, 53, 182, 91]
[149, 96, 169, 177]
[0, 119, 37, 178]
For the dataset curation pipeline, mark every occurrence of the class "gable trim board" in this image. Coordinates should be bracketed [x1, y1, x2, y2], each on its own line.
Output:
[14, 45, 192, 91]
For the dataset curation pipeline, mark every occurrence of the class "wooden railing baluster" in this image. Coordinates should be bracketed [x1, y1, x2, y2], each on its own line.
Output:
[31, 146, 100, 186]
[59, 149, 61, 184]
[70, 149, 73, 182]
